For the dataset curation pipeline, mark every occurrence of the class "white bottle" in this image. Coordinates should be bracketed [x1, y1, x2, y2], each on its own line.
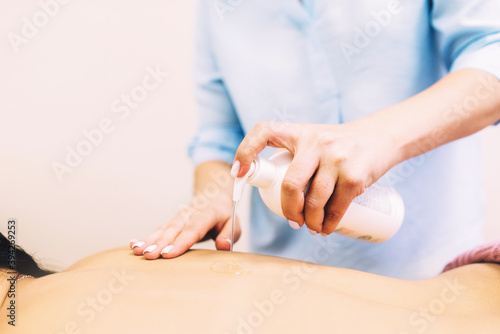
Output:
[233, 150, 405, 243]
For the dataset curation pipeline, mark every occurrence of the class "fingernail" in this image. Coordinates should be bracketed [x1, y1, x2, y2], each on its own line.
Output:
[288, 220, 301, 230]
[161, 245, 174, 255]
[129, 239, 138, 244]
[132, 241, 145, 249]
[321, 233, 327, 237]
[230, 160, 240, 178]
[225, 238, 232, 245]
[308, 228, 318, 235]
[143, 245, 157, 254]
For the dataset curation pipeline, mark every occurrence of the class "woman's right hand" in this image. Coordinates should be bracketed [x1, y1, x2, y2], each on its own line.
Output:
[130, 176, 240, 260]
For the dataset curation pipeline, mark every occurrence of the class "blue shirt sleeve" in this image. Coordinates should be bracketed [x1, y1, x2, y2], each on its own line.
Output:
[187, 0, 244, 166]
[431, 0, 500, 79]
[431, 0, 500, 125]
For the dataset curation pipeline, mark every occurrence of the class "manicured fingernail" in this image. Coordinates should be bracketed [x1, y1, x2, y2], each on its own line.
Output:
[230, 160, 240, 178]
[161, 245, 174, 255]
[321, 233, 327, 237]
[132, 241, 145, 249]
[129, 239, 138, 243]
[308, 228, 318, 235]
[143, 245, 157, 254]
[225, 238, 232, 245]
[288, 220, 301, 230]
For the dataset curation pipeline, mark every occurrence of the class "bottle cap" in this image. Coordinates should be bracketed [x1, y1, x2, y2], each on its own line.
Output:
[247, 156, 278, 189]
[232, 162, 256, 202]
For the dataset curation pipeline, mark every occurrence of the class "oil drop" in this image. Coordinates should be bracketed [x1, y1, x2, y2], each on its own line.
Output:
[230, 200, 237, 252]
[210, 259, 250, 275]
[212, 166, 251, 275]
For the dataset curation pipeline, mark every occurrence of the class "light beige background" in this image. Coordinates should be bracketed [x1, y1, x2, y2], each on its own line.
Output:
[0, 1, 498, 270]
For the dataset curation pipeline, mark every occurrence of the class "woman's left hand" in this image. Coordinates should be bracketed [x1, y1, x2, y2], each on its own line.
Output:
[232, 120, 400, 235]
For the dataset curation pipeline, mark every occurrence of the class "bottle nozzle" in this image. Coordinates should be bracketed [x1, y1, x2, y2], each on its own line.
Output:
[232, 162, 256, 202]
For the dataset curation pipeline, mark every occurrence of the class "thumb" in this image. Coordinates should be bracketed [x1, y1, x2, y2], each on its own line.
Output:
[215, 217, 241, 251]
[233, 121, 297, 178]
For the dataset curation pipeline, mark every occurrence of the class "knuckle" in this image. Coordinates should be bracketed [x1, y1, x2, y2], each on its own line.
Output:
[267, 120, 281, 131]
[329, 152, 348, 166]
[305, 195, 322, 210]
[163, 223, 180, 236]
[317, 133, 336, 147]
[279, 121, 294, 135]
[176, 208, 194, 224]
[282, 175, 301, 194]
[204, 204, 218, 217]
[255, 120, 270, 130]
[342, 175, 366, 196]
[322, 147, 347, 166]
[246, 145, 260, 158]
[324, 209, 344, 224]
[195, 207, 218, 226]
[182, 225, 203, 241]
[254, 121, 270, 138]
[282, 206, 301, 222]
[167, 215, 184, 229]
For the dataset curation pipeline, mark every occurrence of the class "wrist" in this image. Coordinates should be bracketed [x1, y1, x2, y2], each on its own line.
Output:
[193, 160, 234, 205]
[355, 111, 407, 168]
[192, 189, 233, 209]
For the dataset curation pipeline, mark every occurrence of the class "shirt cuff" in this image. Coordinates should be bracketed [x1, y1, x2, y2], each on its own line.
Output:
[450, 38, 500, 125]
[188, 125, 243, 166]
[451, 35, 500, 80]
[188, 145, 237, 166]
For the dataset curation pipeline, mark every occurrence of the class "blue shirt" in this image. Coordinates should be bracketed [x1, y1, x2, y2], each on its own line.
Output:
[188, 0, 500, 279]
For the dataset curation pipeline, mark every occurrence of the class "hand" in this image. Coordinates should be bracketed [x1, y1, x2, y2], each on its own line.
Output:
[130, 194, 240, 260]
[232, 120, 399, 235]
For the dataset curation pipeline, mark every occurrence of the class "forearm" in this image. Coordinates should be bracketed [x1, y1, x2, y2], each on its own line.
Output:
[193, 160, 234, 204]
[367, 69, 500, 164]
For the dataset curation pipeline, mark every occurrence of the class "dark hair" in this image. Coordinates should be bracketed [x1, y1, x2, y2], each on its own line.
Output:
[0, 233, 54, 277]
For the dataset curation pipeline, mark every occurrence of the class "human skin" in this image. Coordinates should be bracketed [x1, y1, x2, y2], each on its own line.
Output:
[1, 248, 500, 333]
[133, 68, 500, 260]
[232, 69, 500, 235]
[131, 160, 239, 259]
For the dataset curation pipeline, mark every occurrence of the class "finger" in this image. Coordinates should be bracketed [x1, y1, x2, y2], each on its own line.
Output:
[233, 121, 297, 177]
[322, 176, 365, 235]
[304, 163, 337, 234]
[161, 226, 204, 259]
[131, 229, 164, 256]
[143, 241, 169, 260]
[136, 207, 195, 258]
[215, 217, 241, 251]
[142, 223, 183, 260]
[281, 150, 319, 228]
[160, 209, 217, 259]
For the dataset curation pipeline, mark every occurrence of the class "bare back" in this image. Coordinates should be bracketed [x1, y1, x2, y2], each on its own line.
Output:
[1, 248, 500, 333]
